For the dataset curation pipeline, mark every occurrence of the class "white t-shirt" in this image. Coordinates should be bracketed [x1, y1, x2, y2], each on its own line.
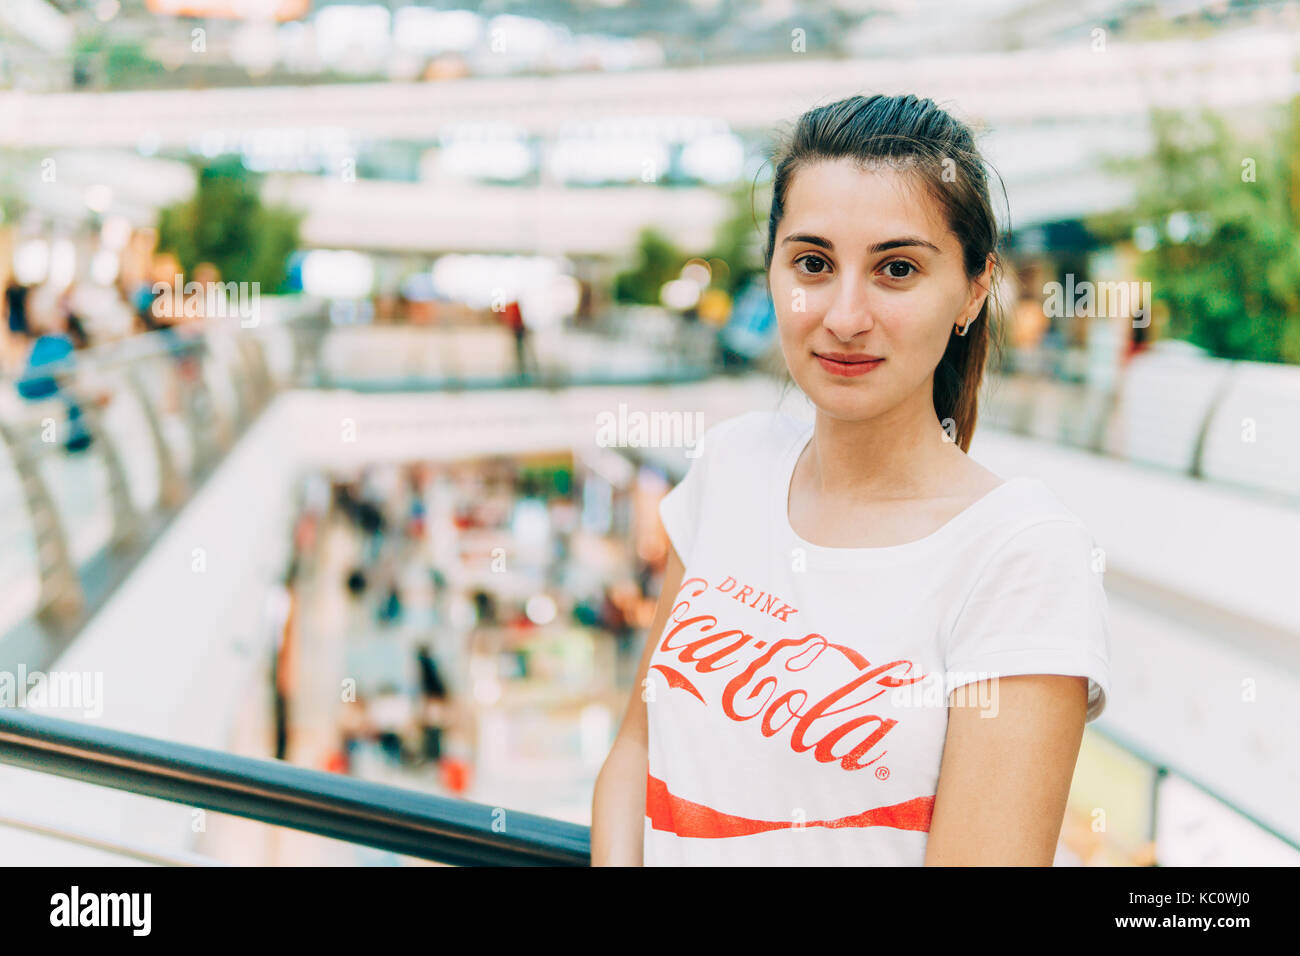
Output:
[646, 409, 1111, 866]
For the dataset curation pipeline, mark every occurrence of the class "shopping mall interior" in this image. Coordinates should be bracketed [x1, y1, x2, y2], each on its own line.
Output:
[0, 0, 1298, 868]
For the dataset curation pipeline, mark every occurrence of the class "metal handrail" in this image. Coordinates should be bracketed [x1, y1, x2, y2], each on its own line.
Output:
[1087, 721, 1300, 853]
[0, 315, 285, 657]
[0, 708, 591, 867]
[1, 317, 243, 386]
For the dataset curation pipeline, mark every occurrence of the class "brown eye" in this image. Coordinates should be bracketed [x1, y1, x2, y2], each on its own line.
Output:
[885, 260, 916, 279]
[796, 254, 829, 275]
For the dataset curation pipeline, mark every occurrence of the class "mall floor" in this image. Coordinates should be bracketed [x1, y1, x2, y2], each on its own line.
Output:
[198, 502, 620, 866]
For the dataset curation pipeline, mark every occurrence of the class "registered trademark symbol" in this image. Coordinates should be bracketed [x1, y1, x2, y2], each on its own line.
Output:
[875, 766, 890, 780]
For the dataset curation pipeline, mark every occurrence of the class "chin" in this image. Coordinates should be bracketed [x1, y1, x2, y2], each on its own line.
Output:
[797, 376, 886, 421]
[815, 397, 884, 422]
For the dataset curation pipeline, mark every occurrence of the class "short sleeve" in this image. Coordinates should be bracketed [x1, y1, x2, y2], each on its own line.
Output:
[944, 518, 1111, 722]
[657, 417, 739, 564]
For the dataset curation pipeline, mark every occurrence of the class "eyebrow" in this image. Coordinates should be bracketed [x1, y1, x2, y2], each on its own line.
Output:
[780, 233, 942, 255]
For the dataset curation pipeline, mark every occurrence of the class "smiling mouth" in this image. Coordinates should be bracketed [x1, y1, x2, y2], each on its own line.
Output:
[816, 353, 882, 364]
[813, 353, 885, 377]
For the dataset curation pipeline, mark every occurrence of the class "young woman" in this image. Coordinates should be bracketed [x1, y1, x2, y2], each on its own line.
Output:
[592, 93, 1113, 867]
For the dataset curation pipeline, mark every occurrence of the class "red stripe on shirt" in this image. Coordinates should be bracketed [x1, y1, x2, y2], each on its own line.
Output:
[646, 771, 934, 838]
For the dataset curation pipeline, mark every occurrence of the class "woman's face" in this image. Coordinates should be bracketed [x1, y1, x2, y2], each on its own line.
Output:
[768, 157, 991, 424]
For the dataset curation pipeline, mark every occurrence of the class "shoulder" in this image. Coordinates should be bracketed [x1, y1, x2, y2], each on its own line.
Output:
[1009, 479, 1091, 534]
[946, 483, 1108, 639]
[968, 476, 1099, 560]
[993, 478, 1107, 567]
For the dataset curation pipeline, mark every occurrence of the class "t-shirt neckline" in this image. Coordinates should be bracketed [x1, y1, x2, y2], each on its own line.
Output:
[774, 417, 1029, 567]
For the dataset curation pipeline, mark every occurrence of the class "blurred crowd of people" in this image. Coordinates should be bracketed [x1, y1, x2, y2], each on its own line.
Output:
[0, 244, 237, 462]
[1, 250, 234, 376]
[269, 449, 670, 801]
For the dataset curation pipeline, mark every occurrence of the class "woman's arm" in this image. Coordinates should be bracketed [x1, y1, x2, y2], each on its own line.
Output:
[924, 674, 1089, 866]
[590, 546, 687, 867]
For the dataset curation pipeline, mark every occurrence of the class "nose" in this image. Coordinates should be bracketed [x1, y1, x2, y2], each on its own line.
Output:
[820, 273, 875, 342]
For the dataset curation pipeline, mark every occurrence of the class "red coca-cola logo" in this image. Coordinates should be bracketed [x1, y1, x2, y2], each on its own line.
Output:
[651, 575, 928, 772]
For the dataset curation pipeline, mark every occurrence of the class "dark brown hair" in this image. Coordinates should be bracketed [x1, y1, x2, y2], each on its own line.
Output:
[765, 93, 1006, 452]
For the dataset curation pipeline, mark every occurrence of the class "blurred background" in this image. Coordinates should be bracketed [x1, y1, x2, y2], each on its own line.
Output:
[0, 0, 1298, 867]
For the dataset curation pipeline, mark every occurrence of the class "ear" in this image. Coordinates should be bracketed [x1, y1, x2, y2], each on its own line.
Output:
[962, 253, 995, 325]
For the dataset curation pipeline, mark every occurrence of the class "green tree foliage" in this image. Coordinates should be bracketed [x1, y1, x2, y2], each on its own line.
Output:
[704, 181, 769, 296]
[157, 158, 303, 293]
[612, 228, 685, 305]
[71, 34, 165, 89]
[1093, 101, 1300, 364]
[613, 183, 771, 305]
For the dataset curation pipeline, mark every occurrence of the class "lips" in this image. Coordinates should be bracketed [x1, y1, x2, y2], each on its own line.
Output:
[817, 352, 883, 363]
[814, 353, 884, 377]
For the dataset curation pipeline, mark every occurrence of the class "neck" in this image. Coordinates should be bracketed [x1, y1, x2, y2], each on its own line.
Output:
[805, 385, 961, 500]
